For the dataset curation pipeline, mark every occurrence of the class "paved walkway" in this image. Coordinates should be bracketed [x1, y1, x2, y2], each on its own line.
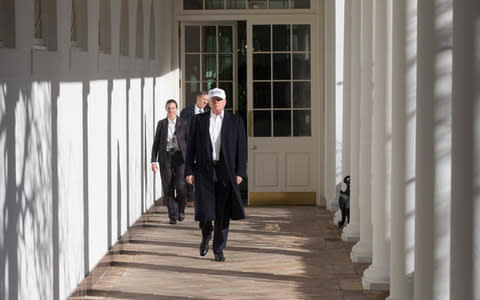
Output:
[69, 206, 389, 300]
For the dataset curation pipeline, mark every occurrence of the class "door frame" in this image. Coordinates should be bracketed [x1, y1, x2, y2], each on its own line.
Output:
[174, 5, 325, 206]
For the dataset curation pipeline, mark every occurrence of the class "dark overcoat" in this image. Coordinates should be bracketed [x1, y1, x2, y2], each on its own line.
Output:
[151, 117, 189, 164]
[180, 104, 209, 126]
[184, 110, 247, 222]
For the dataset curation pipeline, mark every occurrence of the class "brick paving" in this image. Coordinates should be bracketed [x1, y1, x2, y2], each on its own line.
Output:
[69, 206, 389, 300]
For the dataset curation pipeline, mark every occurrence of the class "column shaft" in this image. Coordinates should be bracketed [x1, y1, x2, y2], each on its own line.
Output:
[387, 0, 417, 299]
[415, 0, 452, 299]
[341, 0, 351, 180]
[450, 1, 480, 299]
[325, 0, 336, 210]
[342, 0, 361, 242]
[363, 0, 392, 289]
[351, 0, 373, 263]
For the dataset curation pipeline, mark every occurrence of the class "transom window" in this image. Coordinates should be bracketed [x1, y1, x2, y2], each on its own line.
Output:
[34, 0, 48, 46]
[183, 0, 310, 10]
[71, 0, 88, 50]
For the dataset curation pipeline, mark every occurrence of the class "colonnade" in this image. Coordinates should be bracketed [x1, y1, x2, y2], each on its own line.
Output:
[334, 1, 480, 298]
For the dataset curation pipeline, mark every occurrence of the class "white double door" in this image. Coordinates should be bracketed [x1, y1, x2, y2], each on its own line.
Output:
[181, 16, 320, 205]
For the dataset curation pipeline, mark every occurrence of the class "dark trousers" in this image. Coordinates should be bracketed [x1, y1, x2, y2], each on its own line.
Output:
[159, 154, 186, 221]
[199, 160, 232, 254]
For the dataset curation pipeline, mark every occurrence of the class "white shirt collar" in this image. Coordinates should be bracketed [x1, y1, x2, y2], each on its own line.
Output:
[210, 110, 224, 119]
[194, 105, 204, 114]
[168, 117, 177, 124]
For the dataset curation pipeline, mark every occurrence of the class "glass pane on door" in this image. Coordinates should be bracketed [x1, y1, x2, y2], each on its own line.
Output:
[251, 24, 311, 137]
[183, 24, 236, 110]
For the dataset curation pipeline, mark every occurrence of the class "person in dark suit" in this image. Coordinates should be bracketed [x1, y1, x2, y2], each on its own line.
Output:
[151, 99, 188, 224]
[180, 91, 210, 207]
[185, 88, 247, 262]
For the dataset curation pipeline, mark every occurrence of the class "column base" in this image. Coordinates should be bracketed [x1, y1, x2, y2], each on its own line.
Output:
[342, 223, 360, 242]
[362, 265, 390, 290]
[351, 241, 372, 263]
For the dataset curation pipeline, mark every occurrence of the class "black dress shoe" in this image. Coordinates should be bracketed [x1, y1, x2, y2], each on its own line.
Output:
[178, 213, 185, 222]
[169, 219, 177, 224]
[214, 252, 225, 262]
[200, 235, 211, 256]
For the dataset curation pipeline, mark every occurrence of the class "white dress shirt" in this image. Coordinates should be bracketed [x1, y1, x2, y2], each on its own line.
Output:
[194, 105, 204, 115]
[209, 111, 224, 161]
[166, 117, 177, 150]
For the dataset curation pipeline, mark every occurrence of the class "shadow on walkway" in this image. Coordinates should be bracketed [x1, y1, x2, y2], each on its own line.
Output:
[69, 205, 390, 300]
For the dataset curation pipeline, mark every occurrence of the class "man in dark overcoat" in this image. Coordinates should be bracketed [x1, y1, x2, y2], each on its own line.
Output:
[184, 88, 247, 262]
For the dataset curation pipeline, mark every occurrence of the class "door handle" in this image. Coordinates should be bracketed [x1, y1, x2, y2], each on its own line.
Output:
[250, 145, 256, 150]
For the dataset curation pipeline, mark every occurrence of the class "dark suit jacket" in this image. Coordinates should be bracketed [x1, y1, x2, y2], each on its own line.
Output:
[180, 105, 210, 127]
[184, 110, 247, 222]
[151, 117, 188, 165]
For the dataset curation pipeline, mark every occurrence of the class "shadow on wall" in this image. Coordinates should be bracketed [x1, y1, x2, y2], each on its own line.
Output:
[0, 70, 176, 300]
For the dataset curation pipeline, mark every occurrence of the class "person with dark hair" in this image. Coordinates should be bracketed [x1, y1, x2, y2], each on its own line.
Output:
[151, 99, 188, 224]
[180, 91, 210, 207]
[185, 88, 247, 262]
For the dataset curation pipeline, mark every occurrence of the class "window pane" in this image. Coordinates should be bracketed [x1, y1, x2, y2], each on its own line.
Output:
[292, 25, 310, 51]
[184, 0, 203, 9]
[291, 0, 310, 8]
[202, 81, 217, 92]
[202, 26, 217, 52]
[218, 82, 233, 109]
[227, 0, 246, 9]
[186, 54, 200, 81]
[273, 25, 290, 51]
[206, 0, 224, 9]
[203, 54, 216, 81]
[273, 82, 291, 108]
[249, 0, 267, 9]
[273, 54, 291, 80]
[270, 0, 288, 9]
[185, 26, 200, 52]
[293, 82, 311, 108]
[253, 82, 271, 108]
[253, 54, 271, 80]
[252, 25, 270, 52]
[219, 26, 233, 52]
[292, 53, 310, 80]
[293, 110, 311, 136]
[274, 111, 291, 136]
[254, 111, 271, 137]
[219, 54, 233, 80]
[185, 82, 200, 107]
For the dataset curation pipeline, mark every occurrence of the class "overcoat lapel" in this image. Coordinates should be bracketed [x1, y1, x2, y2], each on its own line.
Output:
[220, 111, 231, 160]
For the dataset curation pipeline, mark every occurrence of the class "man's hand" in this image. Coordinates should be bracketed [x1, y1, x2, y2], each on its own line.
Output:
[151, 163, 158, 173]
[186, 175, 194, 185]
[236, 176, 243, 185]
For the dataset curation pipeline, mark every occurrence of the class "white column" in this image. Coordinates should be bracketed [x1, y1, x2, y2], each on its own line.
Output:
[342, 0, 361, 242]
[363, 0, 392, 290]
[351, 0, 373, 263]
[387, 0, 417, 299]
[341, 0, 351, 188]
[335, 0, 352, 225]
[450, 1, 480, 299]
[415, 0, 452, 299]
[324, 0, 336, 211]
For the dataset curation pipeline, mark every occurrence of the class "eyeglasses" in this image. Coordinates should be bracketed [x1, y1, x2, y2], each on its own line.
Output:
[210, 97, 225, 102]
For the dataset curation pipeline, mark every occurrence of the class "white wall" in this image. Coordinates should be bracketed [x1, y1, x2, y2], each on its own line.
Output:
[0, 0, 176, 299]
